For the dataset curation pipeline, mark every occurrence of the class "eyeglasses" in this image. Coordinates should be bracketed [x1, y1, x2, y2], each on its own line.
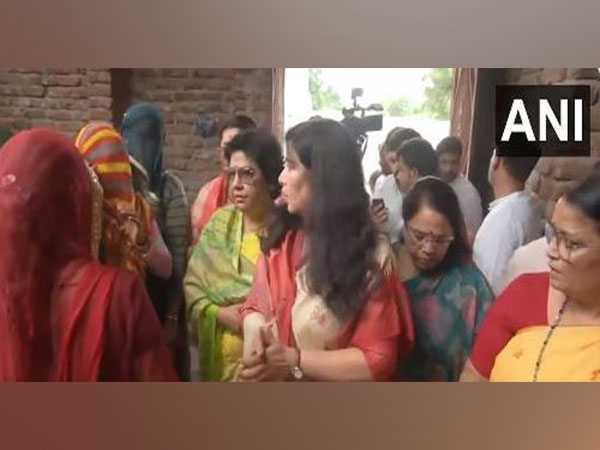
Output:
[404, 225, 455, 248]
[544, 222, 598, 261]
[225, 167, 257, 185]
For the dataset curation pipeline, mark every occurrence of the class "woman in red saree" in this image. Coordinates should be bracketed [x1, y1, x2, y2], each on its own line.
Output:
[0, 129, 177, 381]
[239, 119, 414, 382]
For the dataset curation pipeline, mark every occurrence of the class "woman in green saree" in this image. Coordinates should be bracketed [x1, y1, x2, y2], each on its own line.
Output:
[395, 177, 494, 381]
[184, 129, 283, 381]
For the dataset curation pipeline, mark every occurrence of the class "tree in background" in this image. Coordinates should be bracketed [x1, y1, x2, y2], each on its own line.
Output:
[383, 96, 415, 117]
[418, 68, 454, 120]
[309, 68, 342, 111]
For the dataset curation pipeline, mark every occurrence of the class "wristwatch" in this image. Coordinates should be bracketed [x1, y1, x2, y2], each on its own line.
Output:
[290, 349, 303, 381]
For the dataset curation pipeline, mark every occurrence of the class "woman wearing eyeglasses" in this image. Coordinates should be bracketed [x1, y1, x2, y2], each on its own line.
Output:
[461, 171, 600, 382]
[184, 129, 283, 381]
[395, 177, 494, 381]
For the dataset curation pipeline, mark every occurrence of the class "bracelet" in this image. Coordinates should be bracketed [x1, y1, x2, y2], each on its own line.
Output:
[290, 348, 303, 381]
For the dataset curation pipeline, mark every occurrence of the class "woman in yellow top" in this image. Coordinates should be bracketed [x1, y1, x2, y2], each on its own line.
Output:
[184, 129, 283, 381]
[461, 171, 600, 382]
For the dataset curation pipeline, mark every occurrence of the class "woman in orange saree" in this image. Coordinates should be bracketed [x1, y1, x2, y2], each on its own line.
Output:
[238, 119, 414, 382]
[461, 172, 600, 382]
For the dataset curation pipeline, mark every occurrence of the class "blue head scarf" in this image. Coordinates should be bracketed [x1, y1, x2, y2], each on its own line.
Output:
[121, 103, 166, 193]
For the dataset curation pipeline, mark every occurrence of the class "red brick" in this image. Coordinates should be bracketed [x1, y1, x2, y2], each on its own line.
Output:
[0, 97, 41, 108]
[89, 109, 111, 120]
[173, 91, 201, 102]
[61, 120, 87, 132]
[163, 69, 190, 78]
[174, 102, 199, 114]
[47, 86, 87, 99]
[0, 107, 15, 117]
[87, 84, 111, 97]
[24, 108, 47, 119]
[44, 69, 87, 75]
[174, 114, 199, 125]
[167, 124, 193, 134]
[44, 74, 83, 87]
[0, 72, 43, 85]
[30, 119, 54, 128]
[0, 85, 44, 97]
[204, 78, 232, 91]
[88, 70, 111, 83]
[44, 98, 87, 110]
[89, 96, 112, 109]
[47, 109, 77, 121]
[152, 90, 175, 102]
[8, 69, 42, 74]
[153, 78, 185, 90]
[191, 69, 235, 79]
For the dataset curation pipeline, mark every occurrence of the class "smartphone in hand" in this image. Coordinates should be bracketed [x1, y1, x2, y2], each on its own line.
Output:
[371, 198, 385, 210]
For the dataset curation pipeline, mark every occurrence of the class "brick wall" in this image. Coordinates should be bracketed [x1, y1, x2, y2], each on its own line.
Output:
[129, 69, 272, 200]
[0, 68, 273, 201]
[505, 68, 600, 220]
[0, 68, 112, 135]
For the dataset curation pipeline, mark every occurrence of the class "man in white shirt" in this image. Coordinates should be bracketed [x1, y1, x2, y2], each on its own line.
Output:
[372, 127, 421, 244]
[373, 130, 400, 194]
[436, 136, 483, 243]
[502, 236, 548, 291]
[375, 137, 439, 244]
[473, 150, 543, 295]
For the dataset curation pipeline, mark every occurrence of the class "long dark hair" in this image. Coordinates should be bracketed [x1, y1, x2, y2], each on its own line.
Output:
[402, 177, 471, 274]
[565, 170, 600, 232]
[263, 119, 377, 320]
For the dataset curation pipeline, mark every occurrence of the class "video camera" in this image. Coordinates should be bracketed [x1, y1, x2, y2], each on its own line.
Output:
[340, 88, 384, 158]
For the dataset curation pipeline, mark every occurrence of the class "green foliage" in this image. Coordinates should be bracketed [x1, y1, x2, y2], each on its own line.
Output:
[383, 96, 415, 117]
[417, 68, 454, 119]
[308, 68, 342, 111]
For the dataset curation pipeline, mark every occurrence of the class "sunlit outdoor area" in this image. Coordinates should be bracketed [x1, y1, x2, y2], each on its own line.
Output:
[284, 68, 452, 183]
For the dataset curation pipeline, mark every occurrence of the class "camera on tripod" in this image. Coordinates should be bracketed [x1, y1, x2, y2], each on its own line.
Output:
[340, 88, 384, 157]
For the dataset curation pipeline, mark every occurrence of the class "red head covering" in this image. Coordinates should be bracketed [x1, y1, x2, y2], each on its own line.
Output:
[0, 129, 109, 380]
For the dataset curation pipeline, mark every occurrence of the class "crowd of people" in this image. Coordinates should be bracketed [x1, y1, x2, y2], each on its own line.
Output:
[0, 108, 598, 382]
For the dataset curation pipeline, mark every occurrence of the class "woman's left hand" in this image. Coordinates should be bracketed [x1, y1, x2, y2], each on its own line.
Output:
[238, 324, 299, 382]
[260, 326, 299, 381]
[237, 351, 267, 382]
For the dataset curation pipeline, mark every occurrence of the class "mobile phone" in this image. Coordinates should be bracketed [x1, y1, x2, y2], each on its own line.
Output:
[371, 198, 385, 209]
